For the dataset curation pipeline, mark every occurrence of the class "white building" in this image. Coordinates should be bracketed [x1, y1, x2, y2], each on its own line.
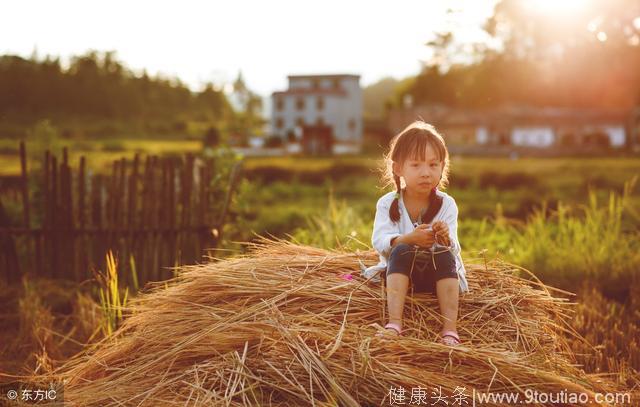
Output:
[510, 127, 556, 147]
[271, 74, 362, 153]
[389, 105, 636, 150]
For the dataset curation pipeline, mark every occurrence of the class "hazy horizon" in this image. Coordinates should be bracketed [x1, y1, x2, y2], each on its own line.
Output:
[1, 0, 498, 97]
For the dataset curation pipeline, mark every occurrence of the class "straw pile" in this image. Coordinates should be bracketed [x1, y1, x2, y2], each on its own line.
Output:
[55, 237, 617, 406]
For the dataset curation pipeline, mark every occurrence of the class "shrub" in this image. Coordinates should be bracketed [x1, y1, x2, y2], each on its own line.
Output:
[478, 171, 538, 190]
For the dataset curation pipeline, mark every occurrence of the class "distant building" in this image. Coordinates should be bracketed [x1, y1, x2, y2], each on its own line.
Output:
[300, 124, 333, 155]
[271, 74, 362, 154]
[388, 105, 640, 152]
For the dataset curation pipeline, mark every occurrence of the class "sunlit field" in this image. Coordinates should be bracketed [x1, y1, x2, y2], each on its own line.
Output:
[0, 138, 203, 176]
[2, 0, 640, 403]
[2, 151, 639, 396]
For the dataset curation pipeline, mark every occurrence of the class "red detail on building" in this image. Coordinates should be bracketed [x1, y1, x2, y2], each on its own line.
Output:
[301, 125, 333, 155]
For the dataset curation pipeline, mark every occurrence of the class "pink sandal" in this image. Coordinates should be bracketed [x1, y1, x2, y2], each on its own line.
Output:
[440, 330, 460, 346]
[375, 322, 402, 337]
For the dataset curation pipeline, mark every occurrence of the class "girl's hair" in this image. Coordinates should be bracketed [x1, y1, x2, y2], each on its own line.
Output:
[381, 120, 450, 223]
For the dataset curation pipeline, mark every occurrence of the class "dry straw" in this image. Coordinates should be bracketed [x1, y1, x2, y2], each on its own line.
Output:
[48, 236, 623, 406]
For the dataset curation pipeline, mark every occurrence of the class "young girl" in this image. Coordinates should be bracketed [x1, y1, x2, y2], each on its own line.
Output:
[362, 120, 469, 346]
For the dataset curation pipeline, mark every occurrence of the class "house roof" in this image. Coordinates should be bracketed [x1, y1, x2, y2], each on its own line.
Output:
[271, 88, 347, 97]
[287, 74, 360, 80]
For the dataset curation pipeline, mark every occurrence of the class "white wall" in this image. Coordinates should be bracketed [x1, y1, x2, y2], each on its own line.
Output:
[602, 125, 626, 146]
[476, 126, 489, 144]
[511, 127, 555, 147]
[271, 76, 362, 143]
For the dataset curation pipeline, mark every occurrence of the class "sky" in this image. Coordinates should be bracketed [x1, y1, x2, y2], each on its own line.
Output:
[1, 0, 498, 97]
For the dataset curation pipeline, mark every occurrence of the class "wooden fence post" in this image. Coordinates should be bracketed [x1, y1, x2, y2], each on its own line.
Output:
[0, 144, 242, 287]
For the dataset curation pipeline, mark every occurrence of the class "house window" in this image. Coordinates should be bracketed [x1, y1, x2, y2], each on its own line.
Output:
[296, 97, 305, 111]
[316, 96, 324, 110]
[275, 117, 283, 129]
[316, 117, 325, 126]
[348, 118, 356, 131]
[333, 78, 341, 89]
[296, 117, 305, 127]
[275, 98, 284, 111]
[312, 79, 320, 89]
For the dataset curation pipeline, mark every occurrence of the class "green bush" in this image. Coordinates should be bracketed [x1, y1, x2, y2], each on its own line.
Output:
[243, 166, 293, 183]
[282, 175, 640, 302]
[101, 140, 126, 152]
[461, 178, 639, 300]
[243, 162, 375, 185]
[296, 171, 327, 185]
[478, 171, 539, 190]
[264, 135, 283, 148]
[327, 163, 374, 179]
[291, 192, 372, 252]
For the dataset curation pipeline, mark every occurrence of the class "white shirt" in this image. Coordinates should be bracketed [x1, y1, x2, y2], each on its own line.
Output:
[362, 188, 470, 293]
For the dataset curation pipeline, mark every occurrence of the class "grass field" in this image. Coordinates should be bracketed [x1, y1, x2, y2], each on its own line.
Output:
[220, 154, 640, 301]
[2, 143, 639, 294]
[0, 138, 203, 176]
[1, 147, 639, 392]
[232, 155, 640, 239]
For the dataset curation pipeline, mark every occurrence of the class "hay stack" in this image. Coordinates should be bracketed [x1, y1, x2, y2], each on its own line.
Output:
[56, 237, 616, 406]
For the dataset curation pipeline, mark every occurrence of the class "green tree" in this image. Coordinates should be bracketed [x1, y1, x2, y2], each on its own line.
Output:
[227, 71, 265, 144]
[395, 0, 640, 109]
[0, 50, 235, 138]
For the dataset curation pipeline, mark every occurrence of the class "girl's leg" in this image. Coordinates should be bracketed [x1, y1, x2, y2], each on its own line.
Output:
[386, 272, 410, 329]
[384, 243, 415, 332]
[435, 277, 459, 333]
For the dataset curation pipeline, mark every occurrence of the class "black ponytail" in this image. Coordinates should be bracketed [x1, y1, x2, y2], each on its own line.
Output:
[389, 180, 444, 225]
[389, 174, 402, 222]
[420, 188, 443, 225]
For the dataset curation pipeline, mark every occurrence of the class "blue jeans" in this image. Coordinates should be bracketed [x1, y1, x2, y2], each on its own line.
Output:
[386, 243, 458, 294]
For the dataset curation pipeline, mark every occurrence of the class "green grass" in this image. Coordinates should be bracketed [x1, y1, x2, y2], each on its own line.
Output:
[96, 251, 129, 337]
[286, 177, 640, 300]
[0, 138, 203, 176]
[242, 155, 380, 171]
[2, 144, 639, 299]
[290, 188, 372, 252]
[461, 178, 640, 298]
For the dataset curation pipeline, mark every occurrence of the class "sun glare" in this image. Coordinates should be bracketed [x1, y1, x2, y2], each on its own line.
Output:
[529, 0, 589, 14]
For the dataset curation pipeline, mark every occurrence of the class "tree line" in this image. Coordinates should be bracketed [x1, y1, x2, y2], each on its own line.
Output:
[0, 51, 239, 138]
[392, 0, 640, 110]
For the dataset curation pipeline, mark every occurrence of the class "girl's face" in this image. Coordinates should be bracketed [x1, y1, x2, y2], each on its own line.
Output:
[393, 146, 443, 194]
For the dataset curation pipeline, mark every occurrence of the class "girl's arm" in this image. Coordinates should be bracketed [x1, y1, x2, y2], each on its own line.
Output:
[442, 199, 462, 257]
[371, 197, 401, 258]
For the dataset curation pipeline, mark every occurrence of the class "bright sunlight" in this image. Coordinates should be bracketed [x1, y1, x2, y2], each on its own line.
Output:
[528, 0, 590, 14]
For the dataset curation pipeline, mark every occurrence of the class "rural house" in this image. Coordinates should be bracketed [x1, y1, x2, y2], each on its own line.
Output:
[271, 74, 362, 155]
[388, 105, 640, 153]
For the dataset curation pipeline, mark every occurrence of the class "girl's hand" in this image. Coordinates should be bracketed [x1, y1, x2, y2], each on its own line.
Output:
[410, 224, 435, 248]
[432, 221, 451, 246]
